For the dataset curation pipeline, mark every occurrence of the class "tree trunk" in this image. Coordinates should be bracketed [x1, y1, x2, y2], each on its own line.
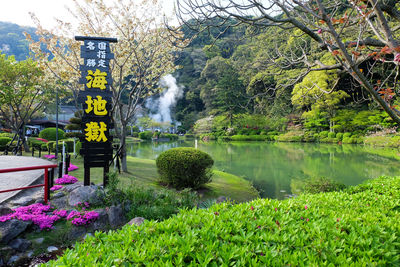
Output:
[120, 124, 128, 172]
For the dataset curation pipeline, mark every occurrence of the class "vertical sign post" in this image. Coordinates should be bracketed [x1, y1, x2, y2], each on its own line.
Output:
[75, 36, 118, 187]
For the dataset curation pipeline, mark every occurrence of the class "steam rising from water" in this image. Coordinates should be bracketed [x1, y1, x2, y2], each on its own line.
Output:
[146, 74, 183, 123]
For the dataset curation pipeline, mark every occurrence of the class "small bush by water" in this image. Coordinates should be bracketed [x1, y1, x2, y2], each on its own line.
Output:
[49, 176, 400, 265]
[156, 147, 214, 189]
[303, 177, 346, 194]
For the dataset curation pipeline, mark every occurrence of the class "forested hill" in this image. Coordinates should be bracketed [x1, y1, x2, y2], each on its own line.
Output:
[0, 21, 37, 61]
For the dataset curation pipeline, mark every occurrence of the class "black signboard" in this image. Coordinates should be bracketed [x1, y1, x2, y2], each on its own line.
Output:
[75, 36, 117, 186]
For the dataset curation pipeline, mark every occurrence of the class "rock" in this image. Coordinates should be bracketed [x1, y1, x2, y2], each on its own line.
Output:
[52, 191, 65, 199]
[10, 196, 35, 207]
[127, 217, 145, 226]
[47, 246, 58, 253]
[90, 209, 109, 231]
[68, 185, 105, 207]
[33, 237, 44, 245]
[7, 253, 29, 266]
[0, 206, 12, 216]
[26, 250, 34, 257]
[0, 219, 31, 244]
[9, 238, 31, 252]
[67, 226, 87, 241]
[216, 196, 227, 204]
[63, 182, 84, 193]
[107, 205, 126, 229]
[49, 196, 69, 210]
[0, 246, 13, 264]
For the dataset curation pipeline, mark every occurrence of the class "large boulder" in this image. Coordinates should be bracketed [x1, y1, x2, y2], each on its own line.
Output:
[126, 217, 145, 227]
[0, 220, 31, 244]
[107, 205, 126, 229]
[49, 196, 69, 210]
[9, 238, 31, 252]
[68, 185, 105, 207]
[90, 209, 109, 232]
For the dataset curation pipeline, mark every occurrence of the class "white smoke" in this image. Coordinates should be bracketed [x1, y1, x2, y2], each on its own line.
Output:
[146, 74, 183, 123]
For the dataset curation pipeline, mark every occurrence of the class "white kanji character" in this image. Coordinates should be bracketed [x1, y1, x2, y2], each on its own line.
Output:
[98, 59, 106, 68]
[86, 59, 96, 67]
[86, 41, 95, 50]
[97, 50, 106, 59]
[98, 42, 107, 50]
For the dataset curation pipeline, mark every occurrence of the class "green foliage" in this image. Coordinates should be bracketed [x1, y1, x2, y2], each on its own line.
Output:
[328, 132, 336, 138]
[0, 137, 11, 150]
[104, 172, 198, 221]
[230, 135, 269, 141]
[51, 176, 400, 266]
[156, 148, 214, 189]
[46, 139, 74, 153]
[303, 177, 346, 194]
[0, 132, 13, 138]
[27, 137, 46, 149]
[336, 133, 343, 140]
[276, 131, 304, 142]
[184, 134, 195, 139]
[160, 133, 179, 140]
[139, 131, 153, 140]
[319, 131, 329, 138]
[39, 128, 65, 141]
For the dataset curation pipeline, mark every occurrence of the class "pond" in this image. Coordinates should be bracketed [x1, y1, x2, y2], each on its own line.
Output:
[127, 140, 400, 199]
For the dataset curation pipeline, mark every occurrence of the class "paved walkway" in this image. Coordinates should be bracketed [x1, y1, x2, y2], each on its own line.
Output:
[0, 156, 55, 203]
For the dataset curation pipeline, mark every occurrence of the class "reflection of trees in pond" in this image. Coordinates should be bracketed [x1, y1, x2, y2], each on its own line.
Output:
[126, 141, 400, 199]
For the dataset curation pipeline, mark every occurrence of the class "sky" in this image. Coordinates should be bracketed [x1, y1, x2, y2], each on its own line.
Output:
[0, 0, 176, 29]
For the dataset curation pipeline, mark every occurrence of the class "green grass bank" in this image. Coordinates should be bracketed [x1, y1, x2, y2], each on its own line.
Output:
[68, 155, 258, 203]
[48, 176, 400, 266]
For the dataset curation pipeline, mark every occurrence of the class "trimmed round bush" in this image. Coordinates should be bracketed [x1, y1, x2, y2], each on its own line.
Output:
[336, 132, 343, 140]
[343, 132, 352, 138]
[0, 137, 11, 150]
[318, 131, 329, 138]
[39, 128, 65, 141]
[156, 148, 214, 189]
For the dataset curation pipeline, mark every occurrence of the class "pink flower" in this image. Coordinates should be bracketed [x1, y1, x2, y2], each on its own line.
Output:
[36, 138, 48, 143]
[317, 29, 322, 34]
[306, 218, 310, 222]
[394, 54, 400, 62]
[337, 218, 340, 222]
[304, 205, 308, 210]
[274, 208, 277, 212]
[44, 154, 56, 159]
[250, 206, 254, 211]
[50, 185, 63, 191]
[68, 164, 79, 172]
[55, 174, 78, 185]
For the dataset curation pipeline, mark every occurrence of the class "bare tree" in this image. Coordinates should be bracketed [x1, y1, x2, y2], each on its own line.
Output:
[28, 0, 185, 172]
[175, 0, 400, 124]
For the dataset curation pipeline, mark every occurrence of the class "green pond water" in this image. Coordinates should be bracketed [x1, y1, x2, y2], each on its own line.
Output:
[127, 141, 400, 199]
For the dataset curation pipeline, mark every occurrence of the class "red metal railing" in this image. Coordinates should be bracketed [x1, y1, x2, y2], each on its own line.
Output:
[0, 164, 57, 204]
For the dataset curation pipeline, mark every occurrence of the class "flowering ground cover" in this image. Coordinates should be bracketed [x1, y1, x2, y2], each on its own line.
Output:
[43, 154, 56, 160]
[0, 203, 99, 230]
[67, 164, 78, 172]
[49, 176, 400, 265]
[55, 174, 78, 185]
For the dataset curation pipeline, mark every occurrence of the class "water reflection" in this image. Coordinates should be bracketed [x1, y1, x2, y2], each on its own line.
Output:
[127, 141, 400, 199]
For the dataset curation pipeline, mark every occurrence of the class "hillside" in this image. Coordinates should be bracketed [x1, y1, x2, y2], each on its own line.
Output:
[0, 21, 37, 61]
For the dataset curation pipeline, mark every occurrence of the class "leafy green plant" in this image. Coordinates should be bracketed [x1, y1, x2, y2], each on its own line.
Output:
[139, 130, 153, 140]
[156, 147, 214, 189]
[0, 137, 11, 150]
[303, 177, 346, 194]
[39, 128, 65, 141]
[49, 176, 400, 266]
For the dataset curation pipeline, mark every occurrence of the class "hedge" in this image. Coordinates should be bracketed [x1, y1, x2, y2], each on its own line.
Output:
[50, 176, 400, 266]
[0, 137, 11, 150]
[39, 128, 65, 141]
[139, 131, 153, 140]
[156, 147, 214, 189]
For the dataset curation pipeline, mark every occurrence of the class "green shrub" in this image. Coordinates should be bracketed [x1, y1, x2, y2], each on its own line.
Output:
[0, 137, 11, 150]
[276, 131, 304, 142]
[184, 133, 195, 139]
[27, 137, 46, 149]
[342, 137, 356, 144]
[132, 132, 139, 137]
[160, 133, 179, 140]
[46, 139, 74, 152]
[65, 132, 84, 139]
[343, 132, 352, 138]
[0, 132, 13, 138]
[139, 131, 153, 140]
[39, 128, 65, 141]
[303, 177, 346, 194]
[318, 131, 329, 138]
[51, 176, 400, 266]
[328, 132, 336, 138]
[336, 132, 343, 140]
[230, 135, 268, 141]
[41, 143, 48, 150]
[156, 147, 214, 189]
[153, 131, 161, 139]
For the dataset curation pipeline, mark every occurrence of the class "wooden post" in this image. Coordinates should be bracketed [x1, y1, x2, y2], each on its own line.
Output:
[84, 164, 90, 186]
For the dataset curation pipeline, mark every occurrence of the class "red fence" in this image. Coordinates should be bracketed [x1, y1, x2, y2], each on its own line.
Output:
[0, 164, 57, 204]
